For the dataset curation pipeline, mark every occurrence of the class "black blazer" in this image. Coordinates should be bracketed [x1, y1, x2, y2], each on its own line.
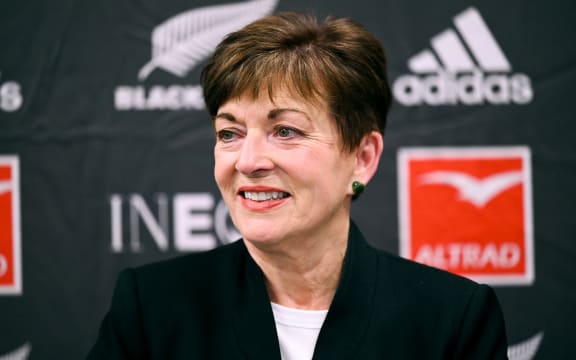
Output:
[88, 222, 508, 359]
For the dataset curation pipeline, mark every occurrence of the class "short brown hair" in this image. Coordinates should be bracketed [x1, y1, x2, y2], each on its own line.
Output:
[201, 12, 391, 151]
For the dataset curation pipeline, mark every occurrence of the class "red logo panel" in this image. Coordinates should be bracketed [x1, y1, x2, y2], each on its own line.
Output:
[398, 147, 533, 285]
[0, 156, 21, 295]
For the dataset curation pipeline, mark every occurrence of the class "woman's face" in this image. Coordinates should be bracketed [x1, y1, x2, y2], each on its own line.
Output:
[213, 90, 357, 247]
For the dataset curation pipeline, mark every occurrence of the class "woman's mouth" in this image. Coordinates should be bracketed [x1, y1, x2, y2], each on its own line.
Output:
[242, 191, 290, 201]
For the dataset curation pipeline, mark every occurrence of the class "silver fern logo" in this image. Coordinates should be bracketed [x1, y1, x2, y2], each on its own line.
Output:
[115, 0, 278, 111]
[138, 0, 278, 80]
[0, 343, 31, 360]
[508, 332, 544, 360]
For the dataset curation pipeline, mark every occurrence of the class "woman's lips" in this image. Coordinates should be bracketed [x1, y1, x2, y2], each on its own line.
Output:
[243, 191, 289, 201]
[237, 186, 291, 210]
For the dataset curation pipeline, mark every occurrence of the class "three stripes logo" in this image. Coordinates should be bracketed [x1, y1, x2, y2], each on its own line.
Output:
[393, 7, 533, 106]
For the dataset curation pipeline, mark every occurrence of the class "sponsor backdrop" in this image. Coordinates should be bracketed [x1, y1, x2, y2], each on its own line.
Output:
[0, 0, 574, 358]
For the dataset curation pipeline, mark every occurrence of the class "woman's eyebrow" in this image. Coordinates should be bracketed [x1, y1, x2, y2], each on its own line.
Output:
[268, 108, 311, 122]
[214, 108, 311, 123]
[213, 112, 236, 122]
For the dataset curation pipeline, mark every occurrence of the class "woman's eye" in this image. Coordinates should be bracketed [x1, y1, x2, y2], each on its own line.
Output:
[217, 130, 236, 141]
[276, 127, 299, 138]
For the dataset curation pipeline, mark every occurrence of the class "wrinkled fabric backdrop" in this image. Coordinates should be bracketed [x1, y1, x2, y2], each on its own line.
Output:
[0, 0, 575, 358]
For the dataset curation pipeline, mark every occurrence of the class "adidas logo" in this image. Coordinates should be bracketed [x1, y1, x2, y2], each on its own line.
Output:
[393, 7, 533, 106]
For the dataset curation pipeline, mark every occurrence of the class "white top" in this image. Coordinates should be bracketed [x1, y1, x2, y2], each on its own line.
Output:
[271, 302, 329, 360]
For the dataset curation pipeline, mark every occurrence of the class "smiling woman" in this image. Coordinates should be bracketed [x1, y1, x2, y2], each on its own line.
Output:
[212, 91, 369, 255]
[88, 12, 508, 360]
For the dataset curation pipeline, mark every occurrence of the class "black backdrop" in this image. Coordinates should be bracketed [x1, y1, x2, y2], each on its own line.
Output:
[1, 0, 575, 358]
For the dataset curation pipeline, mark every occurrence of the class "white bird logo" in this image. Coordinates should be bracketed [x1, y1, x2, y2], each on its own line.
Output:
[138, 0, 278, 80]
[0, 181, 12, 196]
[419, 170, 523, 207]
[0, 343, 31, 360]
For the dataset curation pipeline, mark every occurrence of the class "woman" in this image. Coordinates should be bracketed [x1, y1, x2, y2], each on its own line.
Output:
[88, 12, 508, 359]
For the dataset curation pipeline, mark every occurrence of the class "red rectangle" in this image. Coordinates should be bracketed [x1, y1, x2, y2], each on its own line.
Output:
[398, 147, 533, 285]
[0, 156, 21, 295]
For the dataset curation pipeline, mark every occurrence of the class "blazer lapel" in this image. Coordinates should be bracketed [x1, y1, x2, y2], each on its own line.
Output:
[230, 241, 282, 360]
[229, 221, 378, 360]
[312, 221, 378, 360]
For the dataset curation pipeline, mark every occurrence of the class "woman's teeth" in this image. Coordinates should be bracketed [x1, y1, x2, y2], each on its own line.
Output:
[243, 191, 289, 201]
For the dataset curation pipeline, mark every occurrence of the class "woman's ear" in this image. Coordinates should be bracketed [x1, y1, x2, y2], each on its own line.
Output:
[353, 131, 384, 186]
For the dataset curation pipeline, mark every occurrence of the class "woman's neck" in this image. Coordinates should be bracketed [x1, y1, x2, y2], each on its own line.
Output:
[244, 220, 349, 310]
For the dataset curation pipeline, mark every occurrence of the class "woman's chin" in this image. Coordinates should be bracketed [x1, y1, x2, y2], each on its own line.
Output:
[233, 214, 288, 242]
[240, 230, 284, 248]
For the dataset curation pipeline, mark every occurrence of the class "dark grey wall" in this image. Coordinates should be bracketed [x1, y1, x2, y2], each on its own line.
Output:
[1, 0, 575, 358]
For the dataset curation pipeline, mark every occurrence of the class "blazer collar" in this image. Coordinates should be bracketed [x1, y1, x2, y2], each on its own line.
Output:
[230, 241, 281, 359]
[230, 220, 378, 360]
[313, 221, 378, 359]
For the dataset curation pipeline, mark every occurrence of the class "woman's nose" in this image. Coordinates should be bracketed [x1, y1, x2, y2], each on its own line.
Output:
[235, 132, 275, 176]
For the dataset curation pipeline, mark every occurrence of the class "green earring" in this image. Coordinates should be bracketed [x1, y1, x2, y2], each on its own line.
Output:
[352, 181, 365, 199]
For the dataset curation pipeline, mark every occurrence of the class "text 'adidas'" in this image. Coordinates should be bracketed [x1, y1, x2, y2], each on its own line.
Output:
[393, 7, 533, 106]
